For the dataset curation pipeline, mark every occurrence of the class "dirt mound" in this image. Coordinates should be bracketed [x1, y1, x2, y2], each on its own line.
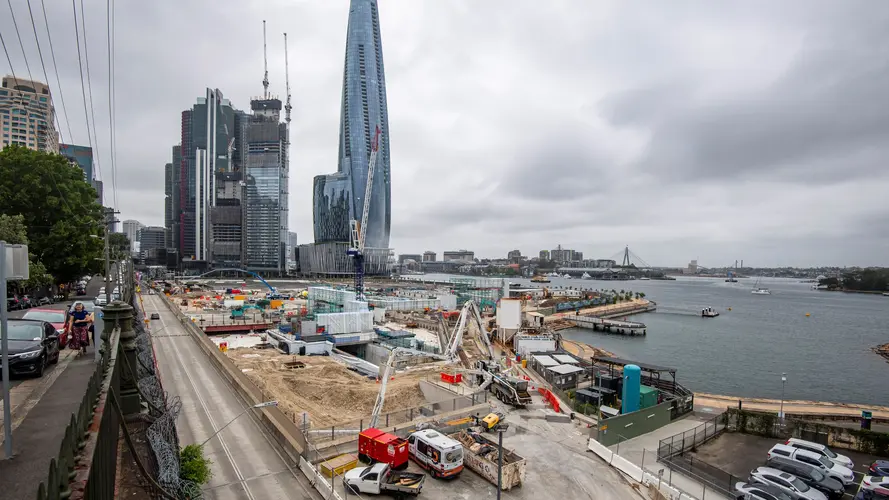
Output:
[226, 348, 434, 428]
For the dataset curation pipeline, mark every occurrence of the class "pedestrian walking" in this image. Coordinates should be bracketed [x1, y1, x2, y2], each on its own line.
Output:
[67, 302, 92, 354]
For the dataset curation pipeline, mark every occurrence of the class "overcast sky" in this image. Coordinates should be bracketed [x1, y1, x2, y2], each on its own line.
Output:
[4, 0, 888, 267]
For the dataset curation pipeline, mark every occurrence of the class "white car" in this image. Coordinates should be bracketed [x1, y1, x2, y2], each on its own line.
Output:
[749, 467, 826, 500]
[768, 444, 855, 486]
[784, 438, 853, 470]
[863, 476, 889, 492]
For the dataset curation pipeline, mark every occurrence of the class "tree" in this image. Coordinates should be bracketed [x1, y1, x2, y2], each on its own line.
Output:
[0, 214, 54, 290]
[0, 146, 104, 285]
[109, 232, 130, 260]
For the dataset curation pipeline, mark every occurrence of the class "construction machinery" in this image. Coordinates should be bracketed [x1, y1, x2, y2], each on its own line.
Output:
[443, 300, 496, 364]
[476, 359, 532, 407]
[347, 126, 382, 301]
[472, 411, 505, 432]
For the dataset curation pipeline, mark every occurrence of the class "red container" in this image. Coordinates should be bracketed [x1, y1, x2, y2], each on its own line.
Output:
[358, 428, 409, 469]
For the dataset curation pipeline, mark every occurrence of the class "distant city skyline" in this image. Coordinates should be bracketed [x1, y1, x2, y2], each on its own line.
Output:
[4, 2, 887, 267]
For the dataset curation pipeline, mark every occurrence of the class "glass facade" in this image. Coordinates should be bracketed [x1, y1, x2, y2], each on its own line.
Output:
[59, 144, 93, 181]
[313, 0, 391, 249]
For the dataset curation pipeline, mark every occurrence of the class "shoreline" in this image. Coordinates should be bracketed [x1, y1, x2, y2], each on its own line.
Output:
[873, 342, 889, 363]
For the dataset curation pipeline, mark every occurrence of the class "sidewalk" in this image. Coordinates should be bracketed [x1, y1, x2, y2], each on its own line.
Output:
[607, 414, 730, 500]
[0, 350, 98, 500]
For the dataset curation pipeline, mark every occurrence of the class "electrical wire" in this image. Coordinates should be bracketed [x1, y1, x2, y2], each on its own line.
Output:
[6, 0, 35, 85]
[36, 0, 75, 144]
[78, 0, 112, 208]
[71, 0, 96, 173]
[25, 0, 68, 146]
[0, 28, 20, 85]
[106, 0, 118, 211]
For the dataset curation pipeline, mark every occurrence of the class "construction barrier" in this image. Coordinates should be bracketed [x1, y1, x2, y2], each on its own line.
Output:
[440, 372, 463, 384]
[537, 387, 561, 413]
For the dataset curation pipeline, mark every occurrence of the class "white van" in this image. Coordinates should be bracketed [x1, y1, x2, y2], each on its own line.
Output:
[407, 429, 463, 478]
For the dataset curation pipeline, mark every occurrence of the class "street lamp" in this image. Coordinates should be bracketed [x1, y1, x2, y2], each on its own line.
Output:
[779, 373, 787, 419]
[200, 401, 278, 447]
[494, 422, 510, 500]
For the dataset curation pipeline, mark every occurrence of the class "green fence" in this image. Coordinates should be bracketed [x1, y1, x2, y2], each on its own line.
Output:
[596, 400, 672, 446]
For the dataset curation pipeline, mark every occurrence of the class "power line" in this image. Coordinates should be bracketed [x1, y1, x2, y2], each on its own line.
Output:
[6, 0, 36, 85]
[4, 0, 74, 215]
[25, 0, 68, 146]
[77, 0, 109, 207]
[106, 0, 118, 211]
[71, 0, 96, 180]
[0, 26, 21, 84]
[37, 0, 75, 144]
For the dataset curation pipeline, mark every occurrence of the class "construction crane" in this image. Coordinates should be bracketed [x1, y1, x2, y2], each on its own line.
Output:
[283, 32, 292, 124]
[347, 125, 382, 300]
[262, 20, 269, 99]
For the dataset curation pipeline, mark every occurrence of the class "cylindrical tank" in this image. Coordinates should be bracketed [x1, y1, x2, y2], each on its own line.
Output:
[622, 364, 641, 414]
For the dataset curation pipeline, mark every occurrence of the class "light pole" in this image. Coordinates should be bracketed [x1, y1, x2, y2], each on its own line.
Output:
[200, 401, 278, 447]
[494, 422, 509, 500]
[779, 373, 787, 419]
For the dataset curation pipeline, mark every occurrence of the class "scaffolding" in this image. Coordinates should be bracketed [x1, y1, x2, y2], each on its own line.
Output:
[450, 277, 504, 312]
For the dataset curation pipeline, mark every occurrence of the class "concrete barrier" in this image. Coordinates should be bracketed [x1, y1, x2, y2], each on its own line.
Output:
[157, 293, 309, 461]
[298, 457, 344, 500]
[588, 438, 699, 500]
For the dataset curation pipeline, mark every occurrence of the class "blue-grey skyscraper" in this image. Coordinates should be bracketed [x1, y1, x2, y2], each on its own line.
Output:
[314, 0, 391, 250]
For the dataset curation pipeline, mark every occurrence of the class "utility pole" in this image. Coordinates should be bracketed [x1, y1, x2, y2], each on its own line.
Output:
[105, 208, 120, 304]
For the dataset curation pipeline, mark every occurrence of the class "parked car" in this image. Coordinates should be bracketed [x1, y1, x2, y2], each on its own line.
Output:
[768, 444, 855, 486]
[23, 308, 69, 347]
[765, 456, 844, 499]
[856, 487, 889, 500]
[19, 295, 34, 309]
[7, 296, 22, 310]
[734, 481, 794, 500]
[150, 313, 160, 320]
[1, 319, 61, 377]
[36, 296, 53, 306]
[783, 439, 853, 470]
[869, 461, 889, 477]
[750, 466, 827, 500]
[95, 295, 108, 306]
[864, 477, 889, 492]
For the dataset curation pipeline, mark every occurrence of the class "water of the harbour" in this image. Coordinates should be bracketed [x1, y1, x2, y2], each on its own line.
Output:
[413, 273, 889, 406]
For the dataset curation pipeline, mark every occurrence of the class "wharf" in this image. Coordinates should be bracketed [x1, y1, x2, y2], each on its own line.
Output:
[203, 322, 274, 334]
[567, 315, 647, 336]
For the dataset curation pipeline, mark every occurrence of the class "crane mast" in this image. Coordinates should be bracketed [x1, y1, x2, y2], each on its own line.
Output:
[284, 32, 292, 124]
[347, 125, 382, 300]
[262, 20, 269, 99]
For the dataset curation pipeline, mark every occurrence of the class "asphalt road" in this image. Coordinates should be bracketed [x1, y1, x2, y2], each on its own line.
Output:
[4, 276, 104, 389]
[144, 294, 321, 499]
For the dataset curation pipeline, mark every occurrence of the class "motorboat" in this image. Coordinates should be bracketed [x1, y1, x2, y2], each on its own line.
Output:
[639, 277, 650, 280]
[581, 272, 591, 279]
[701, 307, 719, 318]
[530, 275, 550, 283]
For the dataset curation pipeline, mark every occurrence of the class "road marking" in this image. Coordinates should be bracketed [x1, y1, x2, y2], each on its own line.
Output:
[152, 297, 256, 500]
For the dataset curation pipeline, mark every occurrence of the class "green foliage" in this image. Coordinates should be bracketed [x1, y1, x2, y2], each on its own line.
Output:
[0, 146, 104, 284]
[833, 268, 889, 292]
[0, 214, 54, 290]
[848, 428, 889, 456]
[109, 232, 130, 260]
[179, 444, 213, 485]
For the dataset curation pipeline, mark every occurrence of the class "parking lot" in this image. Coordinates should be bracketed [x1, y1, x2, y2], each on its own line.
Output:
[690, 432, 886, 498]
[331, 407, 647, 499]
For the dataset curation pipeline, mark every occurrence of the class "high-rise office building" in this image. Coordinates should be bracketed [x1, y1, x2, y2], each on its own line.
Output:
[177, 89, 238, 264]
[169, 145, 182, 257]
[121, 220, 144, 254]
[0, 76, 59, 153]
[244, 97, 288, 273]
[59, 144, 93, 181]
[139, 226, 166, 251]
[302, 0, 392, 276]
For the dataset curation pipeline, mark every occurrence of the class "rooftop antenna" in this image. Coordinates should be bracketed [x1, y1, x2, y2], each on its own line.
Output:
[262, 20, 269, 99]
[284, 32, 292, 124]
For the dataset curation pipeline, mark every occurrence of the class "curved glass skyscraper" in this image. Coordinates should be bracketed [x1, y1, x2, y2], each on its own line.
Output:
[314, 0, 391, 249]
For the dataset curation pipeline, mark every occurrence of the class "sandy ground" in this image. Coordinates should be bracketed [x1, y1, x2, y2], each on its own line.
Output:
[560, 339, 614, 359]
[224, 347, 439, 428]
[695, 392, 889, 418]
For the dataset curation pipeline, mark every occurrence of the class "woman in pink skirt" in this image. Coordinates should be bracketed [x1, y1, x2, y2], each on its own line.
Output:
[67, 302, 92, 354]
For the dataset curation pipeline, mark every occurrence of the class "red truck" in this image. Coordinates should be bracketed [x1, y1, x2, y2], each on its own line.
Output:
[358, 428, 409, 470]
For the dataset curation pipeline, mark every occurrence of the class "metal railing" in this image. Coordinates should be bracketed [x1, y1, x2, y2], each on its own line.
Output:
[36, 316, 121, 500]
[656, 412, 735, 497]
[306, 392, 489, 446]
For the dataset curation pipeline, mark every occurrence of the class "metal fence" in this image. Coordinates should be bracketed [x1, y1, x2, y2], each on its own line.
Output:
[656, 412, 736, 497]
[306, 392, 489, 446]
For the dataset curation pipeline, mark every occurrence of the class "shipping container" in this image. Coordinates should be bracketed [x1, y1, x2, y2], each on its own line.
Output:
[639, 385, 658, 409]
[358, 428, 409, 469]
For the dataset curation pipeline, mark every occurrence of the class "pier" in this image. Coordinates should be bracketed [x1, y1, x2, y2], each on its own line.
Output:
[567, 315, 647, 336]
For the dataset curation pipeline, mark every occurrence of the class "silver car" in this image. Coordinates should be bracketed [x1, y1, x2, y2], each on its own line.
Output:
[749, 467, 827, 500]
[734, 481, 793, 500]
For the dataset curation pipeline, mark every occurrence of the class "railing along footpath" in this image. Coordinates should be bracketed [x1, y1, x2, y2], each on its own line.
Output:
[656, 412, 735, 497]
[35, 284, 198, 500]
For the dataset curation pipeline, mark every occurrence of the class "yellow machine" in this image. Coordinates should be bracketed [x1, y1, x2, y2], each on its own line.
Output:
[476, 412, 504, 431]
